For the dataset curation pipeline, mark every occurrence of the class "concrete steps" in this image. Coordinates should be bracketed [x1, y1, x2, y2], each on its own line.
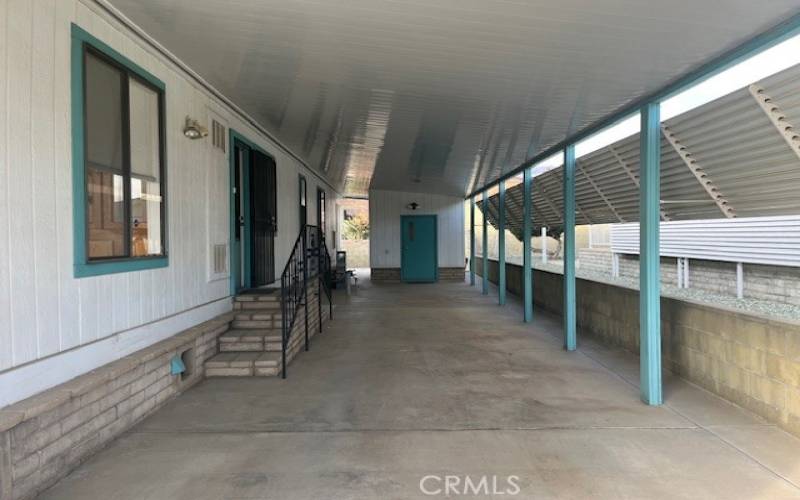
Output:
[206, 292, 286, 378]
[218, 329, 282, 352]
[205, 288, 325, 379]
[205, 352, 281, 377]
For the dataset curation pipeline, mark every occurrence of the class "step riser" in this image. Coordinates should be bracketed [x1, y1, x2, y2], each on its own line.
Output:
[220, 342, 263, 352]
[234, 313, 282, 322]
[205, 368, 281, 377]
[219, 342, 282, 352]
[232, 320, 279, 329]
[235, 301, 281, 309]
[206, 367, 254, 377]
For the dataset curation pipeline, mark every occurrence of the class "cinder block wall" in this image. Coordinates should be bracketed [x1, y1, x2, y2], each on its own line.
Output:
[476, 260, 800, 438]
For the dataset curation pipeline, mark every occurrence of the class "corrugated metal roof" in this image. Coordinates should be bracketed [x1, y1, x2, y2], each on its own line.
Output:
[480, 62, 800, 241]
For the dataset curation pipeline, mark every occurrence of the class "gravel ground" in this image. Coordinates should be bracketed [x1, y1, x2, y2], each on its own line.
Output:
[531, 261, 800, 323]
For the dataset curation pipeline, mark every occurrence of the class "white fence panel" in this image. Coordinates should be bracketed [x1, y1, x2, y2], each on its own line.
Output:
[610, 215, 800, 267]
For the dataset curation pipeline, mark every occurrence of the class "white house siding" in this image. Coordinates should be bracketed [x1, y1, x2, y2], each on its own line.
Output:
[0, 0, 338, 406]
[369, 189, 465, 269]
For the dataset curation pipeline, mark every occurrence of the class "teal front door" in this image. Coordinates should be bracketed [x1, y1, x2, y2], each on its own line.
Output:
[401, 215, 438, 282]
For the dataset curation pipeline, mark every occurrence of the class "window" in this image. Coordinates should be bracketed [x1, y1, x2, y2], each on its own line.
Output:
[317, 188, 326, 236]
[72, 25, 167, 277]
[299, 175, 307, 228]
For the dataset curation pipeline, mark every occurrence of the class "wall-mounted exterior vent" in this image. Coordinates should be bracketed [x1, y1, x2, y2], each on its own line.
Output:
[211, 120, 226, 152]
[213, 244, 228, 274]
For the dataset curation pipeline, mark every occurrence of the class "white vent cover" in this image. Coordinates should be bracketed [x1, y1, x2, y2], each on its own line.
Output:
[211, 120, 226, 152]
[213, 244, 228, 274]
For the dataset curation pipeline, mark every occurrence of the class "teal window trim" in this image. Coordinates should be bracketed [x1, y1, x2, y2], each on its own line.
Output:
[228, 128, 272, 295]
[465, 12, 800, 199]
[71, 24, 168, 278]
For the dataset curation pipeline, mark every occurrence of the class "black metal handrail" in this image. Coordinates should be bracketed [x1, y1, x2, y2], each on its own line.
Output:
[318, 232, 333, 326]
[280, 224, 332, 379]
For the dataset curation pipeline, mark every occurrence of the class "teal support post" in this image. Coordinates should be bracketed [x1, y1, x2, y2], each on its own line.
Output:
[563, 145, 577, 351]
[498, 181, 506, 305]
[482, 191, 489, 295]
[469, 196, 476, 286]
[640, 103, 663, 406]
[522, 169, 533, 322]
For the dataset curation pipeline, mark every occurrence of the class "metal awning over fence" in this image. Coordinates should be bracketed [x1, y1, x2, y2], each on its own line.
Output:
[479, 63, 800, 241]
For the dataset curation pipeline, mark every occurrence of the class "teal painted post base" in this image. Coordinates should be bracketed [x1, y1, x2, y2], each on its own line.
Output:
[640, 103, 663, 405]
[498, 181, 506, 305]
[469, 196, 476, 286]
[563, 146, 577, 351]
[522, 169, 533, 322]
[482, 191, 489, 295]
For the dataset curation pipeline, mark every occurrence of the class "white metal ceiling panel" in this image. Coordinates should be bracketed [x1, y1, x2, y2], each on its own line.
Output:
[107, 0, 800, 197]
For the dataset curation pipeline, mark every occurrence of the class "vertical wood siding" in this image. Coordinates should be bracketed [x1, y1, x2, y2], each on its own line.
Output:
[0, 0, 339, 379]
[369, 189, 465, 268]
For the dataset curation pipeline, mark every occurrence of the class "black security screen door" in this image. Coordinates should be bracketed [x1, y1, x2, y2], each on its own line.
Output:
[250, 150, 277, 286]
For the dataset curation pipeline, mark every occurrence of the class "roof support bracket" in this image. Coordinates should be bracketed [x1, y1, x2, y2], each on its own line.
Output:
[661, 125, 736, 218]
[608, 146, 671, 221]
[749, 84, 800, 162]
[577, 161, 624, 222]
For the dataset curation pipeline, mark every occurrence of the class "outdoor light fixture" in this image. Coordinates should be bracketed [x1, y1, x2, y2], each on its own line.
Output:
[407, 202, 419, 210]
[183, 116, 208, 139]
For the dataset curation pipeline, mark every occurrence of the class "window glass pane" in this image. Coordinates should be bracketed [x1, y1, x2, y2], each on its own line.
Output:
[129, 78, 163, 256]
[87, 170, 126, 258]
[85, 52, 123, 171]
[85, 52, 126, 258]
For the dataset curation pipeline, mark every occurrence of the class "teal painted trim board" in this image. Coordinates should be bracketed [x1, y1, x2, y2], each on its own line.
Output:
[466, 12, 800, 199]
[498, 181, 506, 306]
[563, 145, 576, 351]
[481, 191, 489, 295]
[639, 103, 663, 406]
[71, 24, 168, 278]
[469, 196, 475, 286]
[228, 129, 273, 294]
[71, 24, 165, 90]
[522, 168, 533, 322]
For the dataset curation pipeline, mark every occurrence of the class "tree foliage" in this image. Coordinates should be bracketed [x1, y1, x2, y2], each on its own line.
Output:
[342, 213, 370, 240]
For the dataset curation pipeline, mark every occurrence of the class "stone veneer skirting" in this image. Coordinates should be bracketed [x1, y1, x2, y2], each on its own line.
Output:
[438, 267, 467, 281]
[475, 259, 800, 438]
[370, 267, 402, 281]
[0, 313, 233, 500]
[371, 267, 466, 282]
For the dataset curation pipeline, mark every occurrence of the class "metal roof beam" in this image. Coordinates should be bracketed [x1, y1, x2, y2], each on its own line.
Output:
[608, 146, 672, 221]
[661, 125, 736, 218]
[534, 183, 563, 225]
[749, 84, 800, 162]
[576, 161, 624, 222]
